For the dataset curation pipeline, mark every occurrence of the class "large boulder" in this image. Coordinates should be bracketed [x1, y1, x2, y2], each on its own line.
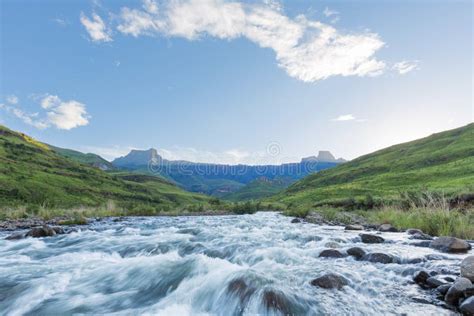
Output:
[360, 234, 385, 244]
[262, 290, 292, 315]
[445, 277, 472, 305]
[461, 256, 474, 282]
[378, 224, 398, 232]
[430, 237, 472, 253]
[319, 249, 346, 258]
[345, 224, 364, 231]
[26, 225, 57, 238]
[364, 253, 395, 264]
[425, 277, 446, 289]
[460, 296, 474, 315]
[347, 247, 366, 260]
[310, 273, 349, 290]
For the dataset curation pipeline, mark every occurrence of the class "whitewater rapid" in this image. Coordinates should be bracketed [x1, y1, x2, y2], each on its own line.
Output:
[0, 212, 470, 315]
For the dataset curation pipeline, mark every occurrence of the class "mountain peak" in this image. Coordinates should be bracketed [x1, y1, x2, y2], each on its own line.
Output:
[301, 150, 346, 163]
[112, 148, 162, 167]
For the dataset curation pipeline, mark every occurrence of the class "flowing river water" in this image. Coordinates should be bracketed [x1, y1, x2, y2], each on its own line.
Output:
[0, 212, 471, 315]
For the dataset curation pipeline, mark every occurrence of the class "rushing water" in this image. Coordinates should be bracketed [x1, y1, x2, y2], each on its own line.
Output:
[0, 212, 471, 316]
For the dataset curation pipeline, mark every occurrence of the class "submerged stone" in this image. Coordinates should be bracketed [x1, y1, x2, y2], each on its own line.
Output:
[347, 247, 366, 260]
[360, 234, 385, 244]
[319, 249, 346, 258]
[310, 273, 349, 290]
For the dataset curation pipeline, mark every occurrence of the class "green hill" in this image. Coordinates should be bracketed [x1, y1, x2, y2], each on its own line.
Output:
[271, 123, 474, 208]
[223, 177, 291, 201]
[0, 125, 210, 213]
[49, 145, 115, 171]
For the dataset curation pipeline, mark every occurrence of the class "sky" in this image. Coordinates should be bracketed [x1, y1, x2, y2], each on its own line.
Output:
[0, 0, 472, 165]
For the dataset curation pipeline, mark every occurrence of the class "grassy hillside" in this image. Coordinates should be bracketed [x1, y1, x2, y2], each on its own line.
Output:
[0, 125, 210, 215]
[271, 123, 474, 208]
[223, 177, 291, 201]
[49, 145, 115, 170]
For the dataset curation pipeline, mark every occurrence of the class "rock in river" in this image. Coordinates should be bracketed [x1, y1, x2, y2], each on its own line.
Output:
[360, 233, 385, 244]
[363, 253, 395, 264]
[26, 225, 60, 238]
[319, 249, 346, 258]
[430, 237, 472, 253]
[310, 273, 349, 290]
[461, 256, 474, 282]
[413, 271, 430, 284]
[445, 277, 472, 305]
[345, 224, 364, 231]
[378, 224, 398, 232]
[347, 247, 366, 260]
[460, 296, 474, 315]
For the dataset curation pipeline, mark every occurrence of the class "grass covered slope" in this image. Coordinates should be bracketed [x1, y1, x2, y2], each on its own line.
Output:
[223, 177, 291, 201]
[49, 145, 115, 170]
[0, 125, 210, 212]
[272, 123, 474, 208]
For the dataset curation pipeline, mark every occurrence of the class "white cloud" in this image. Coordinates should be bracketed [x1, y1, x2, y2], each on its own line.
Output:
[80, 12, 112, 42]
[332, 114, 355, 121]
[392, 60, 419, 74]
[84, 0, 388, 82]
[53, 18, 68, 26]
[0, 94, 90, 130]
[6, 95, 19, 105]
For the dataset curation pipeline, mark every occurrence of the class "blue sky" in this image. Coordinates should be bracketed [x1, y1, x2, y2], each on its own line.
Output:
[0, 0, 472, 164]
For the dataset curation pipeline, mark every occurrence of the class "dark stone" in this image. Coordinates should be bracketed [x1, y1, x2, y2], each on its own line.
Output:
[345, 224, 364, 231]
[378, 224, 398, 232]
[430, 237, 472, 253]
[409, 232, 433, 240]
[460, 296, 474, 315]
[464, 286, 474, 298]
[364, 253, 394, 264]
[227, 278, 255, 306]
[360, 234, 385, 244]
[407, 258, 426, 264]
[25, 225, 57, 238]
[445, 277, 472, 305]
[437, 284, 452, 296]
[262, 290, 291, 314]
[319, 249, 346, 258]
[291, 218, 302, 223]
[5, 232, 25, 240]
[461, 256, 474, 282]
[407, 228, 423, 235]
[347, 247, 366, 260]
[414, 271, 430, 284]
[52, 226, 65, 234]
[411, 241, 431, 248]
[445, 277, 456, 283]
[426, 277, 445, 288]
[310, 273, 349, 290]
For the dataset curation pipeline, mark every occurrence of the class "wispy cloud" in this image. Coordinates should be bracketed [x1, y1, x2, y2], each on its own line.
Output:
[80, 12, 112, 42]
[331, 114, 367, 122]
[1, 94, 90, 130]
[6, 95, 18, 105]
[81, 0, 390, 82]
[53, 18, 68, 27]
[392, 60, 419, 74]
[323, 7, 340, 23]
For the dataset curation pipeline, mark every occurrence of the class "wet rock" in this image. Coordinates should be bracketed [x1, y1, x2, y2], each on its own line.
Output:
[461, 256, 474, 282]
[378, 224, 398, 232]
[291, 218, 302, 223]
[445, 277, 456, 283]
[360, 234, 385, 244]
[310, 273, 349, 290]
[364, 253, 395, 264]
[227, 278, 255, 306]
[407, 228, 424, 235]
[409, 232, 433, 241]
[5, 232, 25, 240]
[430, 237, 472, 253]
[319, 249, 346, 258]
[414, 271, 430, 284]
[464, 286, 474, 297]
[324, 241, 341, 249]
[262, 290, 291, 314]
[445, 277, 472, 305]
[460, 296, 474, 315]
[407, 258, 426, 264]
[345, 224, 364, 231]
[25, 225, 57, 238]
[426, 277, 446, 288]
[347, 247, 366, 260]
[411, 241, 431, 248]
[52, 226, 65, 234]
[437, 284, 452, 296]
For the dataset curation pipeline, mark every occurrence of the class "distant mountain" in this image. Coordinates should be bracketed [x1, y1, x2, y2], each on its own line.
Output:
[270, 123, 474, 207]
[112, 149, 345, 196]
[0, 125, 210, 209]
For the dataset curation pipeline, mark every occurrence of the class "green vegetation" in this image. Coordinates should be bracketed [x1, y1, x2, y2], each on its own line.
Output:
[222, 177, 290, 201]
[271, 123, 474, 209]
[50, 145, 115, 170]
[0, 125, 211, 218]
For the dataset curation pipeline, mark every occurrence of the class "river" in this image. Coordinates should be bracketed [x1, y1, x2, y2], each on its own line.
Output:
[0, 212, 470, 315]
